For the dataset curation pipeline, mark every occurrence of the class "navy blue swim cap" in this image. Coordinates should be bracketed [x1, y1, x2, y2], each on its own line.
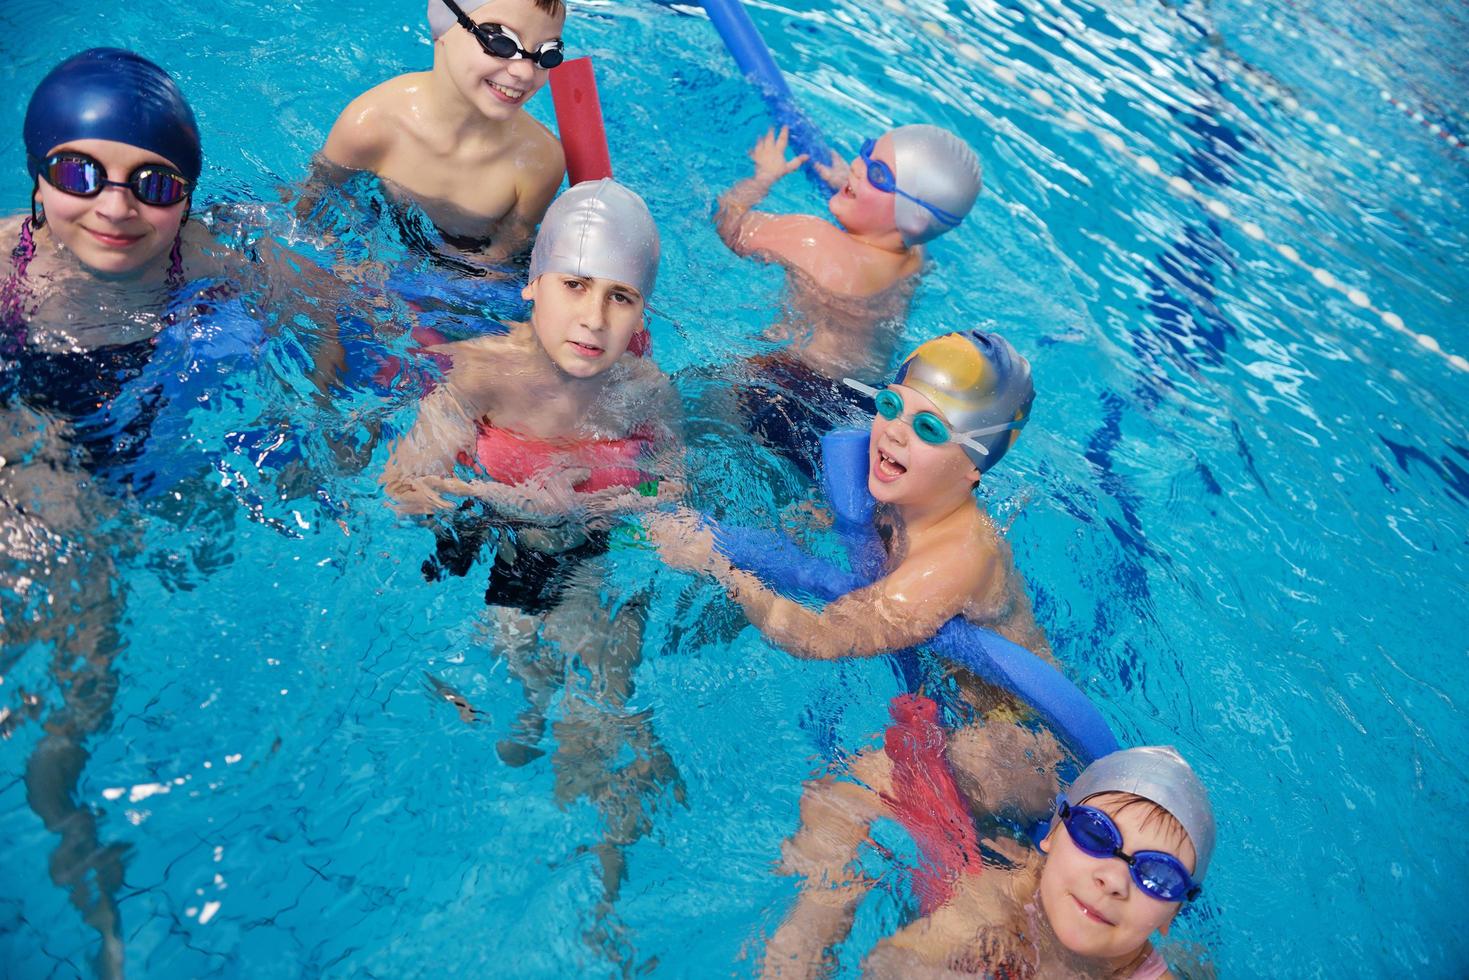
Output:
[24, 48, 201, 183]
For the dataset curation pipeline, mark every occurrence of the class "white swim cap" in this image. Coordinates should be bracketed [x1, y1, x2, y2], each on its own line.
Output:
[428, 0, 458, 40]
[1067, 745, 1217, 883]
[528, 179, 660, 301]
[889, 124, 982, 246]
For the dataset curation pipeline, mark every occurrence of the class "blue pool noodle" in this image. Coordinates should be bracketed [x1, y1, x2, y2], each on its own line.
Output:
[712, 429, 1120, 764]
[700, 0, 833, 169]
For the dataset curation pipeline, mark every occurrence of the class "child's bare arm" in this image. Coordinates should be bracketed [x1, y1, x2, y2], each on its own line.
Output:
[321, 94, 395, 173]
[380, 384, 476, 513]
[715, 126, 809, 255]
[648, 511, 984, 659]
[478, 139, 566, 264]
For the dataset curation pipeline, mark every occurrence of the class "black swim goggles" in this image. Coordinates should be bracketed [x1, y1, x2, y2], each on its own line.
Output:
[439, 0, 565, 68]
[1057, 798, 1201, 903]
[858, 138, 962, 230]
[34, 151, 193, 207]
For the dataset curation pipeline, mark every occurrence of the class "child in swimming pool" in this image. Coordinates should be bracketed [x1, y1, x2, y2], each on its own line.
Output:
[2, 49, 218, 343]
[321, 0, 567, 264]
[861, 745, 1215, 980]
[0, 47, 236, 980]
[649, 329, 1065, 971]
[716, 125, 981, 476]
[653, 329, 1043, 662]
[380, 178, 677, 523]
[380, 179, 685, 926]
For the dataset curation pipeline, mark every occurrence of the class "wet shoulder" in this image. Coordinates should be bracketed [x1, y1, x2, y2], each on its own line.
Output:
[0, 214, 25, 247]
[508, 112, 567, 183]
[326, 73, 429, 165]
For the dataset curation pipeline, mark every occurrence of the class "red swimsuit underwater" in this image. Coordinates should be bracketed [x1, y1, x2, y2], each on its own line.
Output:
[423, 418, 656, 615]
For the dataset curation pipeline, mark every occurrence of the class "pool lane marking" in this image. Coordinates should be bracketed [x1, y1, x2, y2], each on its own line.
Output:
[878, 2, 1468, 374]
[1237, 0, 1469, 156]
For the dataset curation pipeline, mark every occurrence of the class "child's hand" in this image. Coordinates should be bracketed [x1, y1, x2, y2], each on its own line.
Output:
[751, 126, 809, 185]
[644, 508, 725, 576]
[812, 153, 851, 193]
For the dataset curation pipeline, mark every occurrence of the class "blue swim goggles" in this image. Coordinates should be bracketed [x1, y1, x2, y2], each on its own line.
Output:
[1058, 798, 1201, 903]
[858, 138, 963, 231]
[843, 379, 1023, 458]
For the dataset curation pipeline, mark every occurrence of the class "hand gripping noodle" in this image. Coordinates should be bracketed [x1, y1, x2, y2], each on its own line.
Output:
[1067, 745, 1217, 882]
[892, 330, 1034, 473]
[24, 48, 202, 183]
[889, 124, 981, 246]
[528, 178, 660, 301]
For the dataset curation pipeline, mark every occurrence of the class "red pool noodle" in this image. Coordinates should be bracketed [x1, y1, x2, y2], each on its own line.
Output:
[550, 57, 614, 185]
[882, 693, 984, 914]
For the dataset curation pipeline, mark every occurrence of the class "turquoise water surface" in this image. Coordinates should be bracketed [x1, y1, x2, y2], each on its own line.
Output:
[1, 0, 1466, 976]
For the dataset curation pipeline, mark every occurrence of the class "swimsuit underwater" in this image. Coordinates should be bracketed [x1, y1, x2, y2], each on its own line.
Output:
[0, 218, 187, 476]
[738, 352, 872, 480]
[422, 420, 655, 615]
[386, 200, 498, 278]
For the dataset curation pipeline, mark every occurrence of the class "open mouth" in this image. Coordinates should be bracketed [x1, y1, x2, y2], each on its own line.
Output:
[568, 339, 605, 358]
[485, 79, 525, 104]
[873, 448, 907, 482]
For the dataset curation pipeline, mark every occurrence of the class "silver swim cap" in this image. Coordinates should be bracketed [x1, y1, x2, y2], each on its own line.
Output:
[891, 330, 1033, 473]
[1067, 745, 1217, 883]
[528, 178, 660, 301]
[888, 124, 981, 246]
[428, 0, 458, 40]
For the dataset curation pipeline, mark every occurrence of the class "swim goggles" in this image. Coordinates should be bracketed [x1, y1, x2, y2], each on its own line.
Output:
[1057, 798, 1201, 902]
[439, 0, 565, 68]
[858, 138, 963, 231]
[34, 152, 192, 207]
[843, 379, 1023, 458]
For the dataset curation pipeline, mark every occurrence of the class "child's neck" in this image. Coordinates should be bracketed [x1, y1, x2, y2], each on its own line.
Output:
[842, 225, 909, 256]
[894, 488, 981, 546]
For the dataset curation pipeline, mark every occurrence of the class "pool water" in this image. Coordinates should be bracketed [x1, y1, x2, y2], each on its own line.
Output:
[2, 0, 1467, 976]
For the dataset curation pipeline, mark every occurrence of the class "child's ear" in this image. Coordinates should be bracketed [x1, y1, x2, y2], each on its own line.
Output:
[521, 278, 538, 303]
[1159, 916, 1175, 937]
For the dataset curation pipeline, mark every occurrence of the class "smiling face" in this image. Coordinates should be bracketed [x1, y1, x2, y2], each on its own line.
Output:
[828, 133, 899, 236]
[1038, 794, 1195, 964]
[438, 0, 565, 120]
[522, 273, 645, 378]
[33, 137, 189, 278]
[867, 384, 981, 506]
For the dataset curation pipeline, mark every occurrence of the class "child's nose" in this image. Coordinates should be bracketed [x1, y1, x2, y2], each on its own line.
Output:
[94, 185, 139, 221]
[505, 57, 537, 84]
[1093, 860, 1130, 898]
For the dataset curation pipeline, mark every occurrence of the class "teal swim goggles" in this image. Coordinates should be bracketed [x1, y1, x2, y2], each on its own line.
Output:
[858, 138, 963, 230]
[843, 379, 1023, 458]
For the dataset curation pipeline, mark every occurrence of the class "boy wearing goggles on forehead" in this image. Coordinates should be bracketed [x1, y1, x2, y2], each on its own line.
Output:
[716, 123, 982, 477]
[863, 746, 1215, 979]
[321, 0, 567, 264]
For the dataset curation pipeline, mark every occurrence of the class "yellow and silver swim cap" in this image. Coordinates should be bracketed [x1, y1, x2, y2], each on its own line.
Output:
[528, 178, 660, 301]
[892, 330, 1034, 473]
[889, 124, 982, 246]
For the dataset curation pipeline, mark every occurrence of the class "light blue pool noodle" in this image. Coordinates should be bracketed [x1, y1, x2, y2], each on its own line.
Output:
[712, 429, 1120, 763]
[700, 0, 833, 169]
